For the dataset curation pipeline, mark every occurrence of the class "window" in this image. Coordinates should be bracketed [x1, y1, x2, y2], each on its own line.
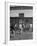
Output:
[19, 13, 24, 17]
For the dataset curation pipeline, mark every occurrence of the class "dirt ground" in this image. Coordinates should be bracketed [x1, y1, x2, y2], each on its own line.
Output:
[10, 32, 33, 40]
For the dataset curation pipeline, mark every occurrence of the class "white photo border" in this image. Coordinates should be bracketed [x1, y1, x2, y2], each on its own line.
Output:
[5, 2, 37, 44]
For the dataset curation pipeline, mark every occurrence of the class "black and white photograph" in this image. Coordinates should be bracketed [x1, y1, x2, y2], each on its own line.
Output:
[10, 6, 33, 40]
[0, 0, 37, 45]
